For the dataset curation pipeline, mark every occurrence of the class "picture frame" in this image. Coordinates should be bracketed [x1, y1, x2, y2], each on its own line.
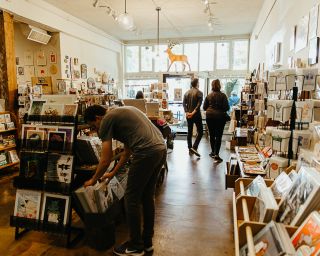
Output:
[28, 99, 47, 116]
[309, 4, 319, 40]
[308, 37, 319, 65]
[46, 154, 73, 184]
[80, 64, 87, 79]
[24, 51, 34, 66]
[48, 131, 66, 152]
[36, 50, 47, 66]
[63, 104, 78, 116]
[14, 189, 42, 219]
[41, 193, 70, 226]
[26, 130, 45, 150]
[17, 66, 24, 76]
[49, 52, 57, 64]
[41, 103, 64, 116]
[296, 15, 310, 52]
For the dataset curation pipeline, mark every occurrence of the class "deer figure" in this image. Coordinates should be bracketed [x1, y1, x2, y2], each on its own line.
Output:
[165, 42, 191, 72]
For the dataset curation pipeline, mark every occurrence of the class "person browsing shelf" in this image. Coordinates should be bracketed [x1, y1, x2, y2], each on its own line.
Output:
[83, 105, 166, 256]
[183, 78, 203, 157]
[203, 79, 229, 163]
[135, 91, 144, 99]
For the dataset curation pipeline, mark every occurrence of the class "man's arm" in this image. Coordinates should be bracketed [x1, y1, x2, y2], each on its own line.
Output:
[190, 91, 203, 117]
[84, 140, 113, 187]
[101, 145, 131, 180]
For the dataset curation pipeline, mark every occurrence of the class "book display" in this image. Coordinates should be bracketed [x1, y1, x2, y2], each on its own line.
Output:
[10, 97, 79, 246]
[0, 111, 19, 170]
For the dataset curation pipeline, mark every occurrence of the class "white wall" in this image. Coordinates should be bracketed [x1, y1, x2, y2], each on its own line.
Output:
[250, 0, 320, 70]
[0, 0, 123, 93]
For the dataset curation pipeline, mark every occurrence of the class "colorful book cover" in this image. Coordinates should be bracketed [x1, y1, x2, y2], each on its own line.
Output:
[292, 211, 320, 256]
[14, 189, 42, 219]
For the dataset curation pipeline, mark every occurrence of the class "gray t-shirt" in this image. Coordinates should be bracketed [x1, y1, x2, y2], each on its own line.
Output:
[99, 106, 166, 156]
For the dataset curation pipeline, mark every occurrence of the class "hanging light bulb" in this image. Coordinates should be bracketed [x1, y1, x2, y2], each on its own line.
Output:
[117, 0, 135, 31]
[153, 7, 162, 60]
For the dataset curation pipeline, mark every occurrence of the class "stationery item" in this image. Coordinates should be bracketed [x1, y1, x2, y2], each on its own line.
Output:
[292, 130, 312, 155]
[14, 189, 42, 219]
[267, 156, 288, 179]
[271, 129, 291, 152]
[296, 100, 314, 123]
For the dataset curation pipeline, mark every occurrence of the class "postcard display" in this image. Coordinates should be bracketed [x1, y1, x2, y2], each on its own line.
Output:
[10, 96, 80, 246]
[0, 111, 20, 170]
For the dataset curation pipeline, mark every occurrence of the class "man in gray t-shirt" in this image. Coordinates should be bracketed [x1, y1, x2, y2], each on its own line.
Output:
[84, 105, 166, 256]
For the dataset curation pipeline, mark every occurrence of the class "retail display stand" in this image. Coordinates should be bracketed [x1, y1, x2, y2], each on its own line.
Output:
[10, 109, 83, 247]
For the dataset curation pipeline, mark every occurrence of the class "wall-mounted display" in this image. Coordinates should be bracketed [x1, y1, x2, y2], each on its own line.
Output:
[308, 37, 319, 65]
[296, 15, 309, 52]
[309, 4, 319, 40]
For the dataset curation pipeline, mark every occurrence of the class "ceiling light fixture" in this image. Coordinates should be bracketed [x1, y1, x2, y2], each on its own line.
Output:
[117, 0, 135, 31]
[155, 7, 161, 59]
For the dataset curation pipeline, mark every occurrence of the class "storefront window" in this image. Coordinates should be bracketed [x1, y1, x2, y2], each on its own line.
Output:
[199, 42, 214, 71]
[184, 43, 199, 71]
[124, 79, 158, 99]
[141, 46, 153, 72]
[233, 40, 248, 70]
[155, 45, 169, 72]
[126, 46, 139, 73]
[216, 42, 230, 69]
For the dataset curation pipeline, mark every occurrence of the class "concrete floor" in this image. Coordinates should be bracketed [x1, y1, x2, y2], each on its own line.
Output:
[0, 139, 234, 256]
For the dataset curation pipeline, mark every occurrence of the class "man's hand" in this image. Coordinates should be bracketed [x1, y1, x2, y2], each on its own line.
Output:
[84, 178, 97, 188]
[101, 171, 114, 181]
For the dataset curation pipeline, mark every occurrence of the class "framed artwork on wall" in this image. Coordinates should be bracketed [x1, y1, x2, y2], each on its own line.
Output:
[50, 52, 57, 64]
[81, 64, 87, 79]
[24, 51, 34, 66]
[296, 15, 309, 52]
[308, 37, 319, 65]
[309, 4, 319, 40]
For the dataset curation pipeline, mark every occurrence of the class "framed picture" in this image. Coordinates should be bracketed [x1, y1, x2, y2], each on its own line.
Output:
[48, 131, 66, 152]
[63, 104, 78, 116]
[28, 99, 47, 116]
[36, 50, 47, 66]
[26, 130, 45, 150]
[41, 193, 70, 226]
[50, 52, 56, 64]
[308, 37, 319, 65]
[17, 66, 24, 76]
[46, 154, 73, 184]
[33, 84, 43, 95]
[296, 15, 309, 52]
[81, 64, 87, 79]
[14, 189, 42, 219]
[309, 4, 319, 40]
[21, 124, 37, 140]
[24, 51, 34, 66]
[41, 103, 64, 116]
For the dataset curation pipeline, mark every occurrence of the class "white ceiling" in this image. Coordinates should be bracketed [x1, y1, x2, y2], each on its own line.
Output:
[43, 0, 265, 42]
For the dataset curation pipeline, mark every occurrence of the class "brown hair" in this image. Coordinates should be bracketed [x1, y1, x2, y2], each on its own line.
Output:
[191, 78, 199, 88]
[211, 79, 221, 92]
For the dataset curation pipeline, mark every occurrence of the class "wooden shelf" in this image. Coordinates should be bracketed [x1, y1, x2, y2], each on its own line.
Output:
[0, 161, 19, 170]
[0, 145, 16, 151]
[0, 128, 17, 133]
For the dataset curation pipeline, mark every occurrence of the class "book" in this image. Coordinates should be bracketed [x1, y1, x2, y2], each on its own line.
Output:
[270, 172, 293, 198]
[8, 150, 19, 163]
[291, 211, 320, 256]
[47, 131, 66, 152]
[41, 193, 70, 226]
[46, 154, 73, 184]
[277, 167, 320, 226]
[240, 221, 296, 256]
[14, 189, 42, 219]
[5, 122, 15, 129]
[245, 175, 267, 197]
[20, 152, 47, 181]
[94, 181, 114, 213]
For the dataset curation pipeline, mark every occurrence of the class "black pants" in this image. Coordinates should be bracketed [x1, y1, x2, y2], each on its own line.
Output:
[125, 147, 167, 250]
[206, 117, 226, 156]
[186, 113, 203, 150]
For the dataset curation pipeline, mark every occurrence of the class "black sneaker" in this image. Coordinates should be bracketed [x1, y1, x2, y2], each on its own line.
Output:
[209, 152, 215, 158]
[144, 245, 154, 253]
[214, 155, 223, 163]
[113, 241, 144, 256]
[190, 147, 201, 157]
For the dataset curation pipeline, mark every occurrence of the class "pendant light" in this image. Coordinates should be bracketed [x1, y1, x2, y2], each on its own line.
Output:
[154, 7, 161, 60]
[117, 0, 135, 31]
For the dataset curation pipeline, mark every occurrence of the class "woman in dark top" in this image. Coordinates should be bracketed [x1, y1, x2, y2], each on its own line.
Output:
[203, 79, 229, 163]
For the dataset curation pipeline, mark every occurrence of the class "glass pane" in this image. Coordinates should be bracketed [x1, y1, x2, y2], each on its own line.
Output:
[233, 41, 248, 70]
[166, 44, 184, 72]
[155, 45, 169, 72]
[125, 79, 158, 98]
[183, 43, 199, 71]
[141, 46, 153, 72]
[126, 46, 139, 72]
[216, 42, 230, 69]
[199, 42, 214, 71]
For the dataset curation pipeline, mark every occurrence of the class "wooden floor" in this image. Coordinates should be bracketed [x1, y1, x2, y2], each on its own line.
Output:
[0, 139, 234, 256]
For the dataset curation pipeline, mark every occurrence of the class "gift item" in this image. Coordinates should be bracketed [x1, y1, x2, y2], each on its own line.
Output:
[296, 68, 318, 91]
[267, 100, 293, 122]
[296, 100, 314, 123]
[267, 156, 288, 179]
[292, 130, 312, 155]
[271, 129, 291, 152]
[268, 69, 296, 91]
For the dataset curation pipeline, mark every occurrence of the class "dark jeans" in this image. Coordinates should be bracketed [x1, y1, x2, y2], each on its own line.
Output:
[206, 117, 226, 156]
[125, 147, 167, 250]
[186, 113, 203, 150]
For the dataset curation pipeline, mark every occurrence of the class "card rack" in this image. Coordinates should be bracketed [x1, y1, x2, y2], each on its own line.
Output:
[233, 178, 297, 256]
[10, 113, 83, 247]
